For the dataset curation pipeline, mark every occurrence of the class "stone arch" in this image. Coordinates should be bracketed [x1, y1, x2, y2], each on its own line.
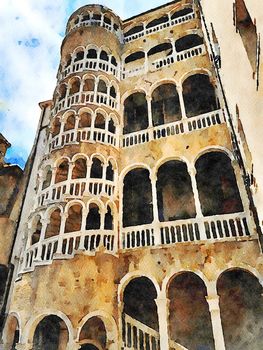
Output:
[79, 107, 93, 128]
[55, 158, 69, 183]
[23, 311, 74, 345]
[146, 13, 169, 29]
[2, 312, 21, 347]
[156, 159, 196, 221]
[90, 156, 105, 179]
[68, 76, 81, 95]
[167, 271, 215, 350]
[77, 311, 118, 349]
[72, 156, 87, 179]
[83, 74, 95, 92]
[217, 268, 263, 350]
[124, 50, 145, 64]
[58, 83, 67, 101]
[151, 83, 182, 126]
[73, 46, 85, 62]
[64, 203, 83, 233]
[195, 151, 243, 216]
[147, 41, 173, 58]
[182, 72, 218, 117]
[63, 112, 76, 131]
[45, 207, 62, 239]
[94, 110, 106, 130]
[122, 167, 153, 227]
[123, 23, 144, 38]
[86, 202, 101, 230]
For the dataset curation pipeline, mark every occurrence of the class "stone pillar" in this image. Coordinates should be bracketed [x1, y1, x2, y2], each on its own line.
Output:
[65, 162, 74, 194]
[150, 175, 160, 245]
[206, 295, 226, 350]
[177, 85, 187, 120]
[188, 166, 203, 218]
[144, 52, 148, 74]
[146, 95, 153, 128]
[56, 213, 68, 254]
[155, 293, 170, 350]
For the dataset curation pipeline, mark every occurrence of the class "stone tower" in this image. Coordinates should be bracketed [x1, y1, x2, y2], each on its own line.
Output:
[1, 1, 263, 350]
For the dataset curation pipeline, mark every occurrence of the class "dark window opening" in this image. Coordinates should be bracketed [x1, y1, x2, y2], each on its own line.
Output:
[58, 85, 67, 100]
[111, 56, 117, 66]
[125, 51, 145, 64]
[79, 112, 92, 128]
[110, 86, 116, 98]
[98, 80, 107, 94]
[123, 168, 153, 227]
[100, 50, 109, 61]
[69, 79, 80, 95]
[168, 272, 215, 350]
[90, 158, 103, 179]
[63, 115, 75, 131]
[196, 152, 243, 216]
[175, 34, 203, 52]
[86, 204, 101, 230]
[104, 206, 113, 230]
[171, 7, 193, 20]
[83, 78, 95, 92]
[79, 317, 107, 349]
[74, 51, 84, 62]
[94, 113, 105, 129]
[124, 25, 144, 38]
[55, 160, 69, 183]
[31, 217, 42, 245]
[104, 16, 111, 25]
[123, 93, 148, 134]
[217, 269, 263, 350]
[148, 42, 172, 57]
[45, 209, 61, 238]
[113, 23, 119, 31]
[92, 14, 101, 21]
[82, 14, 90, 22]
[146, 15, 168, 29]
[108, 118, 116, 133]
[87, 49, 97, 59]
[157, 161, 196, 221]
[123, 277, 158, 330]
[183, 74, 218, 117]
[106, 162, 114, 181]
[152, 84, 181, 126]
[42, 166, 52, 190]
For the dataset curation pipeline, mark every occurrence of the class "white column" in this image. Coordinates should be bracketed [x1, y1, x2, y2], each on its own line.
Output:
[65, 162, 74, 194]
[188, 166, 203, 218]
[56, 213, 67, 255]
[144, 52, 149, 74]
[150, 174, 160, 246]
[206, 294, 226, 350]
[155, 293, 170, 350]
[35, 220, 49, 261]
[177, 85, 187, 120]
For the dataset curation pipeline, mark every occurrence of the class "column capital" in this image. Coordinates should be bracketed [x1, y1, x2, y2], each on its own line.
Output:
[15, 343, 33, 350]
[188, 165, 197, 176]
[205, 295, 220, 312]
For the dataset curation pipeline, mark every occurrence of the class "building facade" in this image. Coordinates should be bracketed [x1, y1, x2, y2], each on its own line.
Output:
[1, 1, 263, 349]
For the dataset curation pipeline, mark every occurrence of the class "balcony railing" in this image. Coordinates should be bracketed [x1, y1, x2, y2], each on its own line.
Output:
[49, 127, 118, 151]
[121, 109, 225, 148]
[36, 178, 116, 208]
[124, 11, 195, 43]
[23, 229, 116, 272]
[52, 91, 118, 115]
[59, 58, 119, 80]
[122, 313, 187, 350]
[121, 212, 253, 250]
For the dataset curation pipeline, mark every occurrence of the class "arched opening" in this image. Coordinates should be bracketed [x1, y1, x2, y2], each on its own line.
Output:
[146, 15, 168, 29]
[90, 158, 103, 179]
[104, 16, 111, 25]
[3, 314, 19, 350]
[171, 7, 193, 20]
[182, 74, 218, 117]
[51, 118, 61, 137]
[87, 49, 97, 59]
[79, 317, 107, 350]
[42, 165, 52, 190]
[92, 13, 101, 21]
[72, 158, 87, 179]
[151, 84, 181, 126]
[110, 86, 116, 99]
[124, 25, 144, 38]
[83, 78, 95, 92]
[123, 168, 153, 227]
[86, 204, 101, 230]
[175, 34, 203, 52]
[122, 277, 159, 349]
[111, 56, 117, 67]
[168, 272, 215, 350]
[100, 50, 109, 62]
[58, 84, 67, 101]
[63, 114, 75, 131]
[31, 215, 42, 245]
[106, 162, 114, 181]
[217, 269, 263, 350]
[94, 113, 105, 129]
[104, 206, 113, 230]
[65, 204, 82, 233]
[74, 50, 84, 62]
[82, 13, 90, 22]
[108, 118, 116, 134]
[123, 93, 148, 134]
[124, 51, 145, 64]
[33, 315, 69, 350]
[69, 78, 80, 95]
[65, 55, 72, 68]
[157, 161, 196, 221]
[98, 80, 107, 94]
[148, 42, 172, 58]
[45, 209, 61, 238]
[55, 160, 69, 183]
[79, 111, 92, 128]
[195, 152, 243, 216]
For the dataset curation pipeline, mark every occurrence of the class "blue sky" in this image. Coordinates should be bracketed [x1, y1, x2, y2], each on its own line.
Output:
[0, 0, 169, 168]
